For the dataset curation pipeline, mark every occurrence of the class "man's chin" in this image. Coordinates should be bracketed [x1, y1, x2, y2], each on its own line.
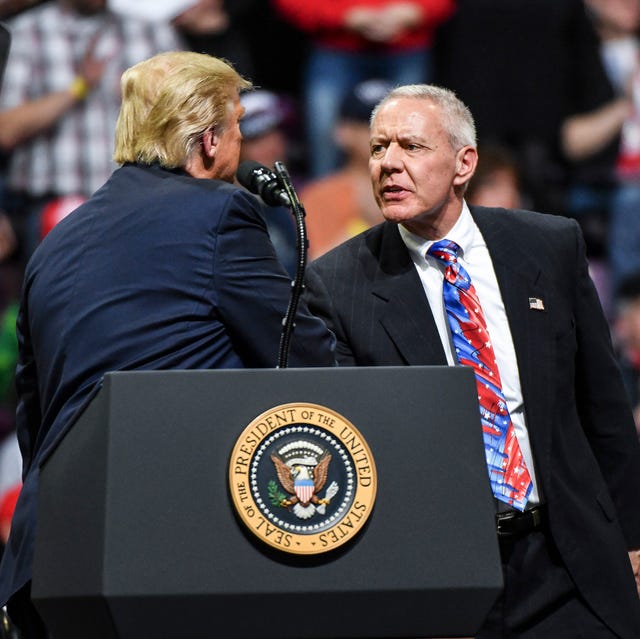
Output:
[380, 204, 417, 225]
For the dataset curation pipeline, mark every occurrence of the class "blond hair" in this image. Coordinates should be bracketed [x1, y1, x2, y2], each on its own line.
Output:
[113, 51, 252, 167]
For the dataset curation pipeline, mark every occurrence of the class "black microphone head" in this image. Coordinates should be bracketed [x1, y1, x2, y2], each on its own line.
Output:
[237, 161, 272, 194]
[237, 160, 290, 207]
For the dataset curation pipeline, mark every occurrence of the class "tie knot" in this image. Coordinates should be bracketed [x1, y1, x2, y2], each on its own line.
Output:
[427, 239, 460, 265]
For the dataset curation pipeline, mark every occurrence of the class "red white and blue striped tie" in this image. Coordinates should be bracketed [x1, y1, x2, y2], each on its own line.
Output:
[428, 239, 532, 511]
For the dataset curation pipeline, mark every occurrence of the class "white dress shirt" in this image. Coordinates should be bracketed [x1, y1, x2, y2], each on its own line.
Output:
[398, 202, 540, 505]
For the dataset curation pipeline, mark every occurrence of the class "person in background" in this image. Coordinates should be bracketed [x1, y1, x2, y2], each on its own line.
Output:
[0, 50, 336, 638]
[302, 78, 392, 260]
[0, 0, 182, 264]
[273, 0, 456, 177]
[170, 0, 257, 80]
[238, 89, 298, 277]
[581, 0, 640, 293]
[465, 143, 523, 210]
[434, 0, 622, 219]
[304, 83, 640, 638]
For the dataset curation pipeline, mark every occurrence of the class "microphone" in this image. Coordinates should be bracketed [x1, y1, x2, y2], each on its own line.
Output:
[237, 160, 291, 207]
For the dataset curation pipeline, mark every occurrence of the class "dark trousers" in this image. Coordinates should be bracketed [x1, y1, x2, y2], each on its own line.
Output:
[477, 527, 618, 638]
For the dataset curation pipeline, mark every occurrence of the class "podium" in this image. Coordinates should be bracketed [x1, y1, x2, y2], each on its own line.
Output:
[32, 366, 502, 638]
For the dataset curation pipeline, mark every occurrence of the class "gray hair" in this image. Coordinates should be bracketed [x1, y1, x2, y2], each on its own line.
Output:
[370, 84, 477, 151]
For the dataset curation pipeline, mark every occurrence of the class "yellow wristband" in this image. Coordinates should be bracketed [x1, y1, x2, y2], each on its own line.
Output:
[69, 76, 89, 101]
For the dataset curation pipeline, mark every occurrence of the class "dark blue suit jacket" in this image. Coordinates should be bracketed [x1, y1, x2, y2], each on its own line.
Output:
[305, 205, 640, 638]
[0, 162, 336, 605]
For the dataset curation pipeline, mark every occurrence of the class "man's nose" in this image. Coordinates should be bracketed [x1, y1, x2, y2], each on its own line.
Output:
[380, 144, 403, 170]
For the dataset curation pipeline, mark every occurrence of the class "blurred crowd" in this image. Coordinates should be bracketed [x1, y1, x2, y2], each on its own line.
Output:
[0, 0, 639, 564]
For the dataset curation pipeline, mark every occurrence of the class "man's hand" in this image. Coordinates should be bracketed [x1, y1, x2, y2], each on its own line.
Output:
[171, 0, 229, 35]
[345, 2, 424, 43]
[76, 29, 110, 93]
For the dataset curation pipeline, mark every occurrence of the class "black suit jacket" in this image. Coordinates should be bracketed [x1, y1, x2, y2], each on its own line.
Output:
[305, 204, 640, 638]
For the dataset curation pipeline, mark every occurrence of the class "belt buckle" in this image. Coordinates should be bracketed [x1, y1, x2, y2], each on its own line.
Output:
[495, 509, 518, 537]
[496, 506, 544, 537]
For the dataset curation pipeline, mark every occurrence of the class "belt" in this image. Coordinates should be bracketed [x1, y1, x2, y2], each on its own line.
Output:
[496, 505, 547, 538]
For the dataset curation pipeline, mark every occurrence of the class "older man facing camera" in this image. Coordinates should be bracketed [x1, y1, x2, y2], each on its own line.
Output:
[305, 84, 640, 638]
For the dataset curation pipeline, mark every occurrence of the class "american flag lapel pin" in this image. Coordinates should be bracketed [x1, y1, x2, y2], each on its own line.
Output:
[528, 297, 545, 311]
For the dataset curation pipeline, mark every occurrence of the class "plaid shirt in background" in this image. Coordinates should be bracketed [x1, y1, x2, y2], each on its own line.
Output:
[0, 3, 183, 199]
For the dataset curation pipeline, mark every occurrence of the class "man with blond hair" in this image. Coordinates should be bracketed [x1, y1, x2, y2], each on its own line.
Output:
[0, 51, 335, 638]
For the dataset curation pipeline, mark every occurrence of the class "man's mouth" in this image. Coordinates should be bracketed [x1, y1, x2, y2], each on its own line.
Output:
[381, 185, 408, 200]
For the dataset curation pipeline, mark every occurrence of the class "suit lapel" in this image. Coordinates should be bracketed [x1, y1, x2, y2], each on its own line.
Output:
[371, 224, 448, 365]
[369, 211, 552, 476]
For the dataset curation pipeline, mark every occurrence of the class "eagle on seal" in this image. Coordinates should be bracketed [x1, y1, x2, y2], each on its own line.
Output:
[271, 452, 332, 511]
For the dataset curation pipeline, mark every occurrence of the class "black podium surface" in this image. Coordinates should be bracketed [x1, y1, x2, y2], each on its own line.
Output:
[32, 366, 502, 638]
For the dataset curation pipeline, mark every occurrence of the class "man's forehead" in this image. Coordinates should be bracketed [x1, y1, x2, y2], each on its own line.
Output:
[371, 103, 442, 139]
[374, 97, 439, 121]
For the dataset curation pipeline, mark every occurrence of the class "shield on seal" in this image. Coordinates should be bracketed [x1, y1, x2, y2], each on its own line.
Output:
[294, 477, 314, 504]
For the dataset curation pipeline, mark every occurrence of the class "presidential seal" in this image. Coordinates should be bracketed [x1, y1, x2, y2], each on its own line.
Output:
[228, 403, 377, 555]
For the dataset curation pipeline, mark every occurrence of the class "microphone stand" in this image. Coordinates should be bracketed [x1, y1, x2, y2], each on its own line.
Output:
[273, 161, 307, 369]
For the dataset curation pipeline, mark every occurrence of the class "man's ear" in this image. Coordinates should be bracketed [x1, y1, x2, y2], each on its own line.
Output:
[201, 129, 220, 159]
[453, 145, 478, 188]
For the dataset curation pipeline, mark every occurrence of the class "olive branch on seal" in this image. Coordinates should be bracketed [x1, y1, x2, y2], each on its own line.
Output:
[268, 479, 288, 506]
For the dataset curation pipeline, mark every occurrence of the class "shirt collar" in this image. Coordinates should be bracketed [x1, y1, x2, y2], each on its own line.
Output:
[398, 201, 475, 263]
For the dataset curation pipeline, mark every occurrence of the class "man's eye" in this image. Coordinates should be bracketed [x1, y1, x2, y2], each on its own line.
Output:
[371, 145, 385, 156]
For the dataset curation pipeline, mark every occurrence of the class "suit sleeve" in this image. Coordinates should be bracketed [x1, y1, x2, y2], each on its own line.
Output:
[213, 192, 336, 368]
[14, 291, 41, 478]
[570, 220, 640, 547]
[304, 264, 357, 366]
